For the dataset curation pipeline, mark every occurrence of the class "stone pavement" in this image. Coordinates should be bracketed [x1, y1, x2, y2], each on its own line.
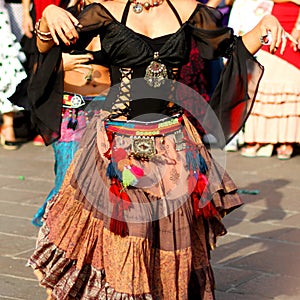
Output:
[0, 142, 299, 300]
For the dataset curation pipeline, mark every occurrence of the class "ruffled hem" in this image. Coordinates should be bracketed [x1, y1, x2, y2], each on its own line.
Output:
[29, 113, 242, 299]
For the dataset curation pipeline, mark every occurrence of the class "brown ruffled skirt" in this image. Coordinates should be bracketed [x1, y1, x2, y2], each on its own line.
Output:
[28, 112, 242, 300]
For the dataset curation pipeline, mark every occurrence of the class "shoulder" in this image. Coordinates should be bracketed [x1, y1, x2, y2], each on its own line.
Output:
[170, 0, 204, 22]
[93, 0, 127, 22]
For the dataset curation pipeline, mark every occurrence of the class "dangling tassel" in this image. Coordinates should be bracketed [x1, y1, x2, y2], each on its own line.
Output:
[109, 178, 132, 237]
[67, 109, 78, 130]
[119, 188, 132, 210]
[195, 173, 208, 194]
[186, 147, 198, 173]
[198, 201, 218, 219]
[197, 153, 208, 174]
[106, 161, 122, 180]
[191, 173, 212, 218]
[103, 131, 114, 159]
[130, 165, 144, 177]
[122, 167, 138, 188]
[188, 172, 197, 195]
[110, 202, 129, 237]
[112, 148, 127, 161]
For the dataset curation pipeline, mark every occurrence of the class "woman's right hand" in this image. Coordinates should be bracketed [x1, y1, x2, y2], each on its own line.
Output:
[62, 53, 94, 71]
[41, 4, 80, 46]
[22, 12, 33, 38]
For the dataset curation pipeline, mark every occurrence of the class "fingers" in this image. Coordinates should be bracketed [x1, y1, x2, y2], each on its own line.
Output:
[43, 7, 80, 45]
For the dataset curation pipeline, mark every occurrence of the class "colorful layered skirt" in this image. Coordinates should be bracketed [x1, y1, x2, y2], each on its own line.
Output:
[28, 111, 242, 299]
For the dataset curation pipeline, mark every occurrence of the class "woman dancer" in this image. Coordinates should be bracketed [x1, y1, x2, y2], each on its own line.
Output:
[0, 0, 27, 150]
[28, 0, 291, 298]
[31, 0, 110, 226]
[241, 1, 300, 159]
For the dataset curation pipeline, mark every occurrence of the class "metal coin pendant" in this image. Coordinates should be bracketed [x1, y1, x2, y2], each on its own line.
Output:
[144, 60, 168, 88]
[133, 3, 143, 13]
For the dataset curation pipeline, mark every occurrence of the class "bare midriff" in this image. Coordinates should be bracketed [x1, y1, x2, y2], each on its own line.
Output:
[64, 64, 110, 97]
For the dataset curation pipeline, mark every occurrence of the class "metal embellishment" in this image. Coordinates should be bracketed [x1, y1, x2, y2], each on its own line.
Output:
[174, 130, 186, 151]
[133, 3, 143, 13]
[63, 93, 86, 109]
[144, 52, 168, 88]
[132, 136, 156, 159]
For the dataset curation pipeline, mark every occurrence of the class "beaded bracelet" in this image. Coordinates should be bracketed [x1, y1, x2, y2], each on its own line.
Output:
[36, 32, 53, 41]
[34, 19, 52, 39]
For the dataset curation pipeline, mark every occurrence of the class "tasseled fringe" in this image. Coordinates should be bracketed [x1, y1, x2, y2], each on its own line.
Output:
[106, 161, 122, 180]
[122, 168, 138, 188]
[103, 131, 114, 159]
[109, 178, 132, 237]
[67, 109, 78, 130]
[197, 201, 218, 219]
[190, 173, 217, 219]
[186, 146, 208, 174]
[197, 153, 208, 174]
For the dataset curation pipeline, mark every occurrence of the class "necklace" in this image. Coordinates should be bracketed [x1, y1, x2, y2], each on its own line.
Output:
[129, 0, 164, 14]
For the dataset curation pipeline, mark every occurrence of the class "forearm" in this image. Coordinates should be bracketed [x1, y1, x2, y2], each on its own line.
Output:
[241, 14, 284, 55]
[35, 4, 79, 53]
[22, 0, 31, 16]
[241, 23, 264, 55]
[36, 16, 55, 53]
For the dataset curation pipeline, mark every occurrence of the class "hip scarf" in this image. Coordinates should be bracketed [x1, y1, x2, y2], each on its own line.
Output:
[101, 114, 215, 237]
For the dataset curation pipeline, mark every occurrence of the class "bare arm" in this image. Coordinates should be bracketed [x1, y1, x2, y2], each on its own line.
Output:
[36, 5, 80, 53]
[22, 0, 33, 38]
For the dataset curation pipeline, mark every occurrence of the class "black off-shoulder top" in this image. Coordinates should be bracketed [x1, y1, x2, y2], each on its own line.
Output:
[28, 1, 264, 146]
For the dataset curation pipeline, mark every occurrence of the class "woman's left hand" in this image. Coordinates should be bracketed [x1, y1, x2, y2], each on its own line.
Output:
[242, 14, 298, 55]
[259, 15, 298, 55]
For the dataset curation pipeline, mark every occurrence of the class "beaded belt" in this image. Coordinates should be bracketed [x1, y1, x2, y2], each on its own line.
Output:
[105, 114, 185, 159]
[62, 92, 106, 109]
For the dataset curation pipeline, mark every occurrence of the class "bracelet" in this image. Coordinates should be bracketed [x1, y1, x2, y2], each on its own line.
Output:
[36, 32, 53, 41]
[34, 19, 52, 37]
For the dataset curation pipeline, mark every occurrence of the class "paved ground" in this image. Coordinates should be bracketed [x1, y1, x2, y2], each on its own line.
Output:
[0, 142, 299, 300]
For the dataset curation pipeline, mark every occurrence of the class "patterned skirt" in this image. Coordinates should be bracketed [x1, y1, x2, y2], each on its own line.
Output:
[28, 111, 242, 299]
[32, 95, 104, 227]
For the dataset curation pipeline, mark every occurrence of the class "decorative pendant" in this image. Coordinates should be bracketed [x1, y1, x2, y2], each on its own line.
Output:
[85, 67, 93, 82]
[132, 136, 156, 159]
[130, 0, 164, 14]
[133, 3, 143, 13]
[144, 52, 168, 88]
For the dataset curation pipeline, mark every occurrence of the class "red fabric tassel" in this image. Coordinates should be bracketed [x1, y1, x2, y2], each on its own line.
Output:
[112, 148, 127, 162]
[109, 203, 129, 238]
[188, 174, 197, 195]
[195, 173, 208, 194]
[109, 178, 132, 237]
[103, 131, 114, 159]
[199, 201, 218, 219]
[120, 190, 132, 210]
[191, 173, 218, 219]
[130, 165, 144, 177]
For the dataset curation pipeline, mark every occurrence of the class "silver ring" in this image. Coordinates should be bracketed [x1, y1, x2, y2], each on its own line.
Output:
[282, 32, 288, 39]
